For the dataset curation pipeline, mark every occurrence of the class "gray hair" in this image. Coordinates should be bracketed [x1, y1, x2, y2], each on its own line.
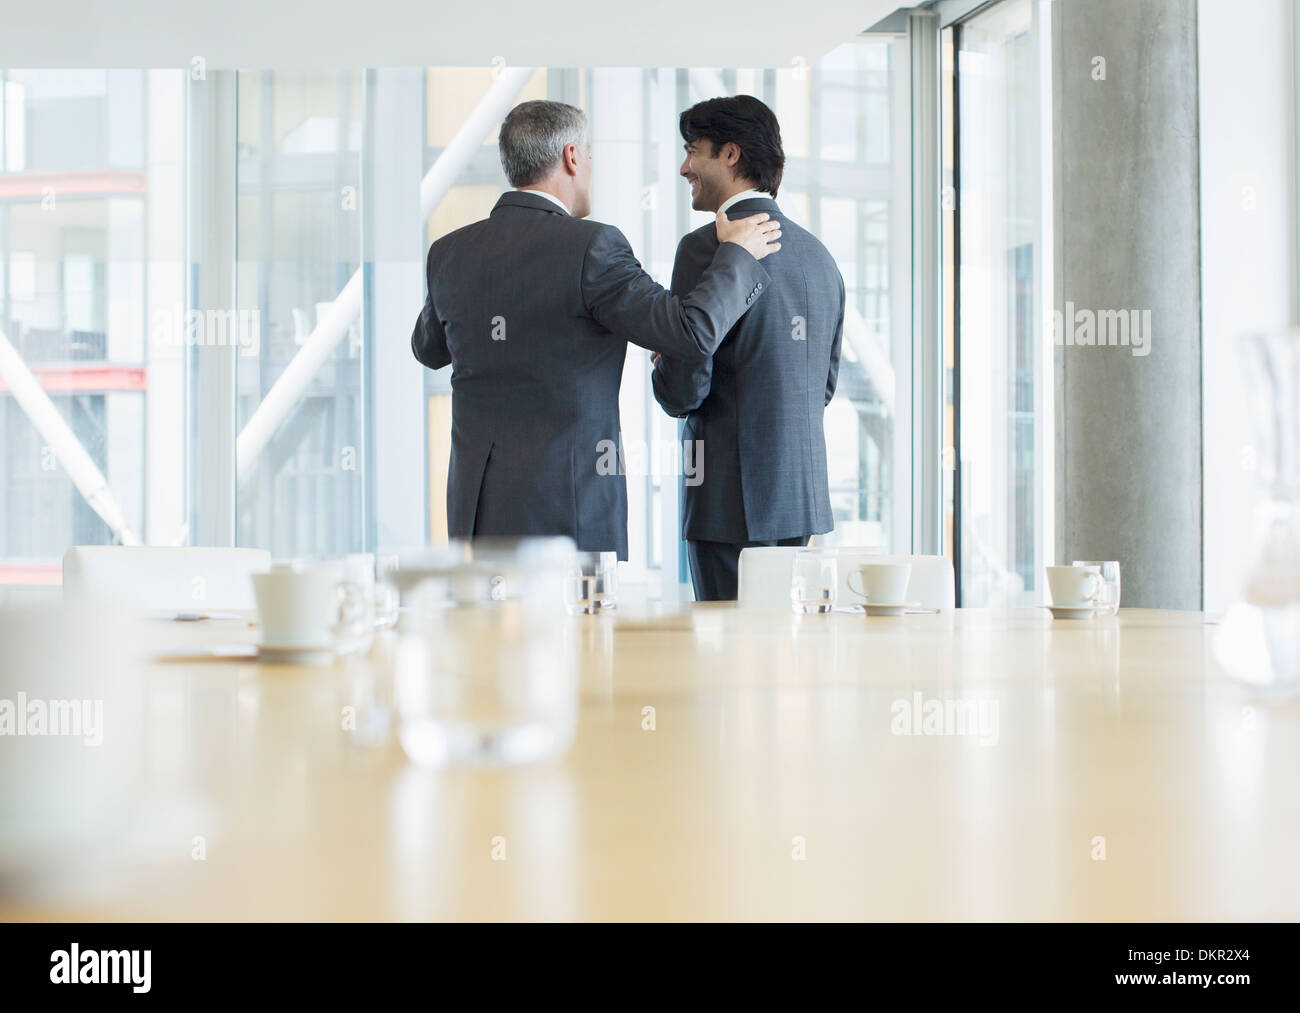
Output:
[498, 100, 588, 187]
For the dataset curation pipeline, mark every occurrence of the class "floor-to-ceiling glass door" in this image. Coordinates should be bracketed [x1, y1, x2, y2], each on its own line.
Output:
[945, 0, 1053, 606]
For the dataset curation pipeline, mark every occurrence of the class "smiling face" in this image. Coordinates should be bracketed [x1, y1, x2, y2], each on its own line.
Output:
[680, 139, 735, 213]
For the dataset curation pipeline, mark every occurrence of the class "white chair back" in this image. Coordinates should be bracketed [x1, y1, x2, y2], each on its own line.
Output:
[62, 546, 271, 611]
[736, 546, 803, 608]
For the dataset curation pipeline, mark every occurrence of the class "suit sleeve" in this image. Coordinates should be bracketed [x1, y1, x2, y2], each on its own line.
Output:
[411, 248, 451, 371]
[825, 273, 846, 406]
[581, 223, 769, 360]
[651, 233, 718, 417]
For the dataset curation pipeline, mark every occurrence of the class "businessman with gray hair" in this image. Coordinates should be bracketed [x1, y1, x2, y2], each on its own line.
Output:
[412, 99, 780, 559]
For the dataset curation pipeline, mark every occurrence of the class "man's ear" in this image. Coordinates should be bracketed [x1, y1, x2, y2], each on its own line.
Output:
[562, 142, 580, 177]
[721, 141, 743, 169]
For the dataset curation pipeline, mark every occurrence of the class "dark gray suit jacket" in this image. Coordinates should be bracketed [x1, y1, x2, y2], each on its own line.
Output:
[412, 190, 770, 559]
[652, 197, 844, 543]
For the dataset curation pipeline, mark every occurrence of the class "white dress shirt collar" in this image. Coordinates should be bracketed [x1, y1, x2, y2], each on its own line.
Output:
[514, 188, 570, 214]
[717, 188, 773, 215]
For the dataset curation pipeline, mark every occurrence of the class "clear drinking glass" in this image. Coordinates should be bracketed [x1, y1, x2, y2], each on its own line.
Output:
[564, 551, 617, 614]
[325, 554, 376, 656]
[1074, 560, 1121, 616]
[791, 549, 837, 614]
[373, 554, 400, 629]
[395, 537, 579, 766]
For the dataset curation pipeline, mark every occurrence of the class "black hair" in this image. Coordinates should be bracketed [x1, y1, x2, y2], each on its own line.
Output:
[679, 95, 785, 198]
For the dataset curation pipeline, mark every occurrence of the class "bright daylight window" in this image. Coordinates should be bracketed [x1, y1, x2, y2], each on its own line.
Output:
[0, 49, 912, 596]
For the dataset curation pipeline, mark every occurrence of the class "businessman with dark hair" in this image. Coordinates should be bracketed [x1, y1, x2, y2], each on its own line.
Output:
[653, 95, 845, 601]
[412, 100, 781, 560]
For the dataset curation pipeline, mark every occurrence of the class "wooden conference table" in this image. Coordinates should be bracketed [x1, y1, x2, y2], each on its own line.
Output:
[4, 605, 1298, 921]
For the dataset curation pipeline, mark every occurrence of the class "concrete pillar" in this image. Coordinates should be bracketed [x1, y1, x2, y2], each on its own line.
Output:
[1052, 0, 1202, 609]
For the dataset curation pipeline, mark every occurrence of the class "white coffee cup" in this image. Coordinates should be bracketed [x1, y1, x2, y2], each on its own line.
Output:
[1045, 565, 1103, 607]
[847, 562, 912, 605]
[252, 563, 338, 649]
[833, 547, 881, 604]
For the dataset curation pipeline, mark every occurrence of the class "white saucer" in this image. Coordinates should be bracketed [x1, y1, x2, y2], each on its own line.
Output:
[1044, 604, 1096, 620]
[257, 644, 335, 664]
[151, 643, 334, 664]
[863, 602, 920, 617]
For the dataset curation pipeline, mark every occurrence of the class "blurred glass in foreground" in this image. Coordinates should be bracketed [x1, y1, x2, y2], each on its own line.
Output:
[394, 538, 578, 767]
[0, 604, 147, 897]
[1215, 330, 1300, 695]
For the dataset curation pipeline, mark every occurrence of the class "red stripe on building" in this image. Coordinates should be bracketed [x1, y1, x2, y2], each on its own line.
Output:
[0, 366, 147, 392]
[0, 171, 148, 199]
[0, 563, 61, 586]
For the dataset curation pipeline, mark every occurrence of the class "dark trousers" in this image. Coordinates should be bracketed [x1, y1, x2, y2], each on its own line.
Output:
[686, 536, 810, 602]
